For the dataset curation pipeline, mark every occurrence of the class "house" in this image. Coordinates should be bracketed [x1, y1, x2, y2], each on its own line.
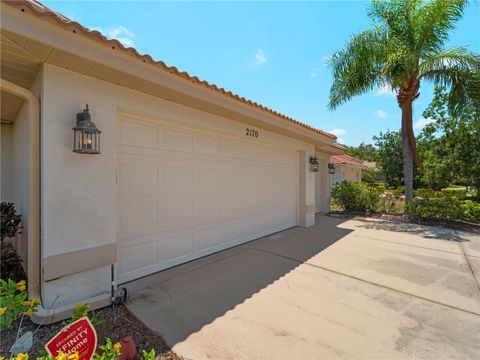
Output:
[330, 154, 367, 184]
[0, 0, 344, 323]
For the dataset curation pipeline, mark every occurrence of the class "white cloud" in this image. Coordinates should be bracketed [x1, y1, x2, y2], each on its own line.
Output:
[321, 55, 331, 68]
[413, 117, 436, 129]
[310, 55, 331, 78]
[249, 49, 267, 67]
[374, 110, 388, 118]
[309, 68, 320, 78]
[92, 25, 135, 48]
[329, 128, 346, 137]
[336, 137, 346, 144]
[376, 83, 395, 96]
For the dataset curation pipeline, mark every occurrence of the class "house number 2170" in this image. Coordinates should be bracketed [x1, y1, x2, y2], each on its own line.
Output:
[245, 128, 259, 138]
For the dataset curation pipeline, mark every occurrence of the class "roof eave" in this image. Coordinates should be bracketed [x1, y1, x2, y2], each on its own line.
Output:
[2, 0, 338, 146]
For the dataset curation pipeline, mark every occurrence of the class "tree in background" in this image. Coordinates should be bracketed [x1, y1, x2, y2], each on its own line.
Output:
[328, 0, 479, 203]
[420, 86, 480, 191]
[373, 131, 404, 188]
[345, 143, 378, 162]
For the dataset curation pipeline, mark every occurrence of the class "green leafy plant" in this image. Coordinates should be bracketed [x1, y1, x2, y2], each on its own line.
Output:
[393, 186, 405, 199]
[65, 303, 104, 327]
[440, 187, 467, 200]
[462, 200, 480, 223]
[361, 168, 377, 184]
[1, 203, 25, 281]
[415, 188, 438, 199]
[1, 202, 23, 246]
[331, 181, 379, 212]
[141, 349, 156, 360]
[0, 279, 40, 329]
[407, 197, 464, 222]
[93, 338, 122, 360]
[377, 192, 397, 213]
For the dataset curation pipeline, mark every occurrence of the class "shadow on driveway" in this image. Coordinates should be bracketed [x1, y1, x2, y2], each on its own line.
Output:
[125, 215, 353, 346]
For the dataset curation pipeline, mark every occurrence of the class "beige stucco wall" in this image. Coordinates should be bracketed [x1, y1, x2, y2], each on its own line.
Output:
[40, 63, 327, 309]
[1, 124, 14, 202]
[314, 155, 331, 213]
[332, 164, 362, 185]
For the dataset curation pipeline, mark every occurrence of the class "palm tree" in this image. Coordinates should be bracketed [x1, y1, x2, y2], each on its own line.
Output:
[328, 0, 480, 202]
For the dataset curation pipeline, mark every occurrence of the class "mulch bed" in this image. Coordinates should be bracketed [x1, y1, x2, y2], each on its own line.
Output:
[0, 305, 182, 360]
[329, 211, 480, 234]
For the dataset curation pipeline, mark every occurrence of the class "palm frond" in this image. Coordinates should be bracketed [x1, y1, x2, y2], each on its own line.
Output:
[328, 28, 388, 109]
[420, 47, 480, 78]
[420, 48, 480, 113]
[412, 0, 467, 54]
[368, 0, 420, 50]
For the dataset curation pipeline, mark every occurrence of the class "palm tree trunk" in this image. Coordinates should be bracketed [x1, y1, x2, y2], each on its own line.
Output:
[401, 100, 414, 203]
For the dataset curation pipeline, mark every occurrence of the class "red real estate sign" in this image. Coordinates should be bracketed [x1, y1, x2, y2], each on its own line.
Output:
[45, 316, 97, 360]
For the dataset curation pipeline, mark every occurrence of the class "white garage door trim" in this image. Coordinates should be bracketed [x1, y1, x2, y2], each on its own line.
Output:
[116, 110, 299, 284]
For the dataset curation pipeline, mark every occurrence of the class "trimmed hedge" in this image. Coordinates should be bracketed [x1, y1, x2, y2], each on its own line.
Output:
[407, 197, 480, 223]
[441, 187, 467, 200]
[414, 187, 467, 200]
[463, 200, 480, 223]
[331, 181, 379, 212]
[332, 181, 480, 223]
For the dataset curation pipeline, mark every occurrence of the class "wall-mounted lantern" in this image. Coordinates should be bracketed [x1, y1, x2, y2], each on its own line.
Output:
[328, 163, 336, 174]
[73, 105, 101, 154]
[310, 156, 320, 172]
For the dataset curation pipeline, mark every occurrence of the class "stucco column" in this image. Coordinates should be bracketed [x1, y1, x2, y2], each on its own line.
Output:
[298, 151, 316, 227]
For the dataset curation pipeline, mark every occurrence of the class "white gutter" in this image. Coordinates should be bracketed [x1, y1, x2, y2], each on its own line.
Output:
[1, 78, 40, 302]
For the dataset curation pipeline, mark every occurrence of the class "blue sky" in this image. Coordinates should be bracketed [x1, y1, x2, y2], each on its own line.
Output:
[43, 0, 480, 146]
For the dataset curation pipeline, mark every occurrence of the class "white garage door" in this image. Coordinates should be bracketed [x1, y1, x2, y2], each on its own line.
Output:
[116, 114, 298, 283]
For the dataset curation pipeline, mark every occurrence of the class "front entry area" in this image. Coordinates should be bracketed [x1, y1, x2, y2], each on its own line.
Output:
[116, 112, 298, 283]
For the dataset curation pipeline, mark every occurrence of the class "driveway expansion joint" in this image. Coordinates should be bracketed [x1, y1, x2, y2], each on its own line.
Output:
[459, 241, 480, 291]
[251, 247, 480, 317]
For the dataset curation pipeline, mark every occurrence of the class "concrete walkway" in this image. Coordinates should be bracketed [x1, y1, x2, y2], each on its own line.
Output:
[126, 215, 480, 359]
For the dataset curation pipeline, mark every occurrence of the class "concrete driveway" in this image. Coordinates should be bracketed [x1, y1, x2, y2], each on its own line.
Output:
[126, 215, 480, 359]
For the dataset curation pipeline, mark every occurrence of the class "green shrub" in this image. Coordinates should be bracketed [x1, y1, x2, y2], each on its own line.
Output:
[462, 200, 480, 223]
[377, 192, 397, 213]
[407, 197, 463, 222]
[331, 181, 379, 212]
[415, 188, 438, 199]
[393, 186, 405, 199]
[440, 187, 467, 200]
[371, 182, 386, 193]
[361, 168, 377, 183]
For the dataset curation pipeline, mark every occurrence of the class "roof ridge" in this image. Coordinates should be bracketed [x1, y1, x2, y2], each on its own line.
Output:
[4, 0, 337, 140]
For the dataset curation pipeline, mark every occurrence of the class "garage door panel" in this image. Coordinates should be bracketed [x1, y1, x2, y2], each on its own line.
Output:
[221, 168, 244, 189]
[119, 202, 157, 229]
[163, 198, 193, 225]
[118, 163, 158, 189]
[195, 167, 220, 188]
[195, 134, 220, 156]
[221, 140, 244, 159]
[117, 116, 298, 283]
[164, 166, 194, 188]
[163, 233, 193, 260]
[118, 241, 158, 275]
[163, 128, 193, 153]
[194, 228, 221, 252]
[118, 118, 159, 149]
[221, 193, 246, 218]
[194, 197, 220, 221]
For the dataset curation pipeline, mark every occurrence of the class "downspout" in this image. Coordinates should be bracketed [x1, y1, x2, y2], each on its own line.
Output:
[1, 78, 41, 303]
